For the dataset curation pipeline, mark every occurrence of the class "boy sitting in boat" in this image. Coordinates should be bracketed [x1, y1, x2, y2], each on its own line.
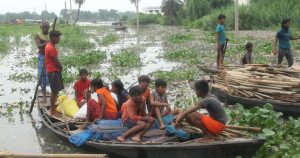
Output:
[150, 79, 182, 130]
[111, 79, 129, 111]
[138, 75, 151, 112]
[241, 42, 253, 65]
[81, 79, 118, 129]
[73, 68, 90, 107]
[117, 86, 154, 142]
[174, 80, 228, 141]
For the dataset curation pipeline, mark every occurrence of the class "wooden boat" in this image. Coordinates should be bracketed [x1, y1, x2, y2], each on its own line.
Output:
[211, 87, 300, 116]
[37, 92, 265, 158]
[112, 22, 127, 30]
[197, 64, 300, 116]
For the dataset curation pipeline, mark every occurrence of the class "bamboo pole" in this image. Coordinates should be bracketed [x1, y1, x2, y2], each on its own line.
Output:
[225, 125, 262, 132]
[0, 152, 107, 158]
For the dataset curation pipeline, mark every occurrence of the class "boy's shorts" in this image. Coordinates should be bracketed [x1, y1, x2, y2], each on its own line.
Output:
[48, 72, 64, 93]
[200, 115, 225, 135]
[123, 120, 137, 129]
[218, 44, 226, 54]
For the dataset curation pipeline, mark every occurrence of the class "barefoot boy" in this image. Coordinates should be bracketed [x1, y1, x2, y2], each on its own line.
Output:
[174, 80, 228, 140]
[241, 42, 253, 65]
[216, 14, 227, 67]
[45, 30, 63, 115]
[138, 75, 151, 112]
[73, 68, 90, 107]
[150, 79, 181, 129]
[117, 86, 154, 142]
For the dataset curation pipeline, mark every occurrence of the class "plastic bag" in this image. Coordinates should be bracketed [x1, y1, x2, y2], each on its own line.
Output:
[166, 125, 190, 141]
[56, 95, 79, 117]
[74, 103, 87, 119]
[154, 114, 174, 128]
[69, 129, 94, 146]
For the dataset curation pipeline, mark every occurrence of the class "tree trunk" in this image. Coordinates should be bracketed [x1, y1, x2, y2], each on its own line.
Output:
[74, 6, 81, 25]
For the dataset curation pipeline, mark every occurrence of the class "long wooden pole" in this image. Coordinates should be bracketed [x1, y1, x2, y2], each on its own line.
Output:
[0, 152, 107, 158]
[235, 0, 239, 41]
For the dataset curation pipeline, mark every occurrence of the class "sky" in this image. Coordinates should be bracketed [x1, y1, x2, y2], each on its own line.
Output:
[0, 0, 163, 15]
[0, 0, 248, 15]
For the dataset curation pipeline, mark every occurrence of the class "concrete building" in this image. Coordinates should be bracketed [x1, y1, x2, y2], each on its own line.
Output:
[143, 6, 161, 14]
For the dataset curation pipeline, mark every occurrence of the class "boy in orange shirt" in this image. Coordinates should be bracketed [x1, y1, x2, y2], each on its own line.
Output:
[117, 86, 154, 142]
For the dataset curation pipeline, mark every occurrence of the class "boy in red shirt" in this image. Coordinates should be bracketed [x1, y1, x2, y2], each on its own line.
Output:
[73, 68, 90, 107]
[117, 86, 154, 142]
[45, 30, 64, 115]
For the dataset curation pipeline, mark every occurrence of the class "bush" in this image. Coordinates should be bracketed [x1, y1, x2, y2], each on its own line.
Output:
[130, 13, 161, 25]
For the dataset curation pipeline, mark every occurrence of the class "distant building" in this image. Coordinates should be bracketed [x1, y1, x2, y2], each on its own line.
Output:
[143, 6, 161, 14]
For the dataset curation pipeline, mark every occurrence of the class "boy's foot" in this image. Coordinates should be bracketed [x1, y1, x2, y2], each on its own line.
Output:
[132, 136, 141, 142]
[117, 136, 125, 142]
[159, 125, 166, 130]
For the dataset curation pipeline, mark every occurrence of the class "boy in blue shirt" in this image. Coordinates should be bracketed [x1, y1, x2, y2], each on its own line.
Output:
[273, 19, 300, 67]
[216, 14, 227, 68]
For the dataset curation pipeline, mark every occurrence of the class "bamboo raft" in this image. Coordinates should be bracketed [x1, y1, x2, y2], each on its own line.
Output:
[199, 64, 300, 116]
[36, 91, 265, 158]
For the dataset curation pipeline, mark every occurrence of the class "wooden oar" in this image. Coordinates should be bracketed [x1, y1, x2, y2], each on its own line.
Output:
[29, 17, 57, 113]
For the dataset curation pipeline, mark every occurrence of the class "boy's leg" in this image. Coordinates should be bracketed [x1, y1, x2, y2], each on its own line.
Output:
[117, 121, 146, 142]
[132, 118, 154, 142]
[41, 87, 47, 103]
[186, 112, 215, 139]
[154, 107, 166, 129]
[50, 92, 58, 115]
[277, 49, 285, 65]
[170, 108, 182, 115]
[216, 50, 221, 67]
[219, 45, 225, 67]
[286, 50, 294, 67]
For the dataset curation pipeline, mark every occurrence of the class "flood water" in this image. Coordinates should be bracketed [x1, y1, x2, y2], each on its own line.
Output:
[0, 24, 180, 155]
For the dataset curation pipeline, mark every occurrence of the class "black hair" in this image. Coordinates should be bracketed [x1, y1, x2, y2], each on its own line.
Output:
[129, 85, 143, 96]
[138, 75, 151, 83]
[218, 14, 226, 20]
[112, 79, 125, 93]
[49, 30, 62, 39]
[245, 42, 253, 49]
[194, 80, 209, 94]
[79, 68, 88, 75]
[155, 79, 167, 87]
[91, 78, 103, 89]
[281, 19, 290, 27]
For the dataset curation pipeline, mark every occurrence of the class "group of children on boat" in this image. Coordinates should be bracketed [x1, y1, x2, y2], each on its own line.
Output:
[68, 69, 228, 142]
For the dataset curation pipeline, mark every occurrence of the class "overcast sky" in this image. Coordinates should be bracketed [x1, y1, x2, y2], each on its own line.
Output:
[0, 0, 163, 15]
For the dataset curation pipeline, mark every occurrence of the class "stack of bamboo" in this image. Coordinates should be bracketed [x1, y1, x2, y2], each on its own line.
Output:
[211, 66, 300, 103]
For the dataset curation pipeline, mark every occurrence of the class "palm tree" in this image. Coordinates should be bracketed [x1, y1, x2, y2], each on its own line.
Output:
[130, 0, 140, 30]
[74, 0, 85, 25]
[161, 0, 184, 25]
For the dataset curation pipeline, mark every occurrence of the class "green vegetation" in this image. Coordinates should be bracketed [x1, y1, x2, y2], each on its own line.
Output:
[164, 50, 198, 64]
[111, 50, 141, 68]
[161, 0, 184, 25]
[227, 104, 300, 158]
[130, 13, 161, 25]
[101, 33, 119, 46]
[9, 72, 35, 82]
[59, 26, 94, 52]
[60, 50, 107, 68]
[167, 33, 193, 43]
[153, 68, 199, 82]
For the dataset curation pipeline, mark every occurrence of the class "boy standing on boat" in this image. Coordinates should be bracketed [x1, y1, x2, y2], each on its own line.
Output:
[150, 79, 182, 130]
[117, 86, 154, 142]
[73, 68, 91, 107]
[216, 14, 227, 68]
[35, 21, 50, 103]
[45, 30, 64, 115]
[174, 80, 228, 141]
[273, 19, 300, 67]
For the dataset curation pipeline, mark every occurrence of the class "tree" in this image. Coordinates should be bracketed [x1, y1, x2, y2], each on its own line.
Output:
[161, 0, 184, 25]
[186, 0, 210, 21]
[74, 0, 85, 25]
[207, 0, 233, 9]
[130, 0, 141, 30]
